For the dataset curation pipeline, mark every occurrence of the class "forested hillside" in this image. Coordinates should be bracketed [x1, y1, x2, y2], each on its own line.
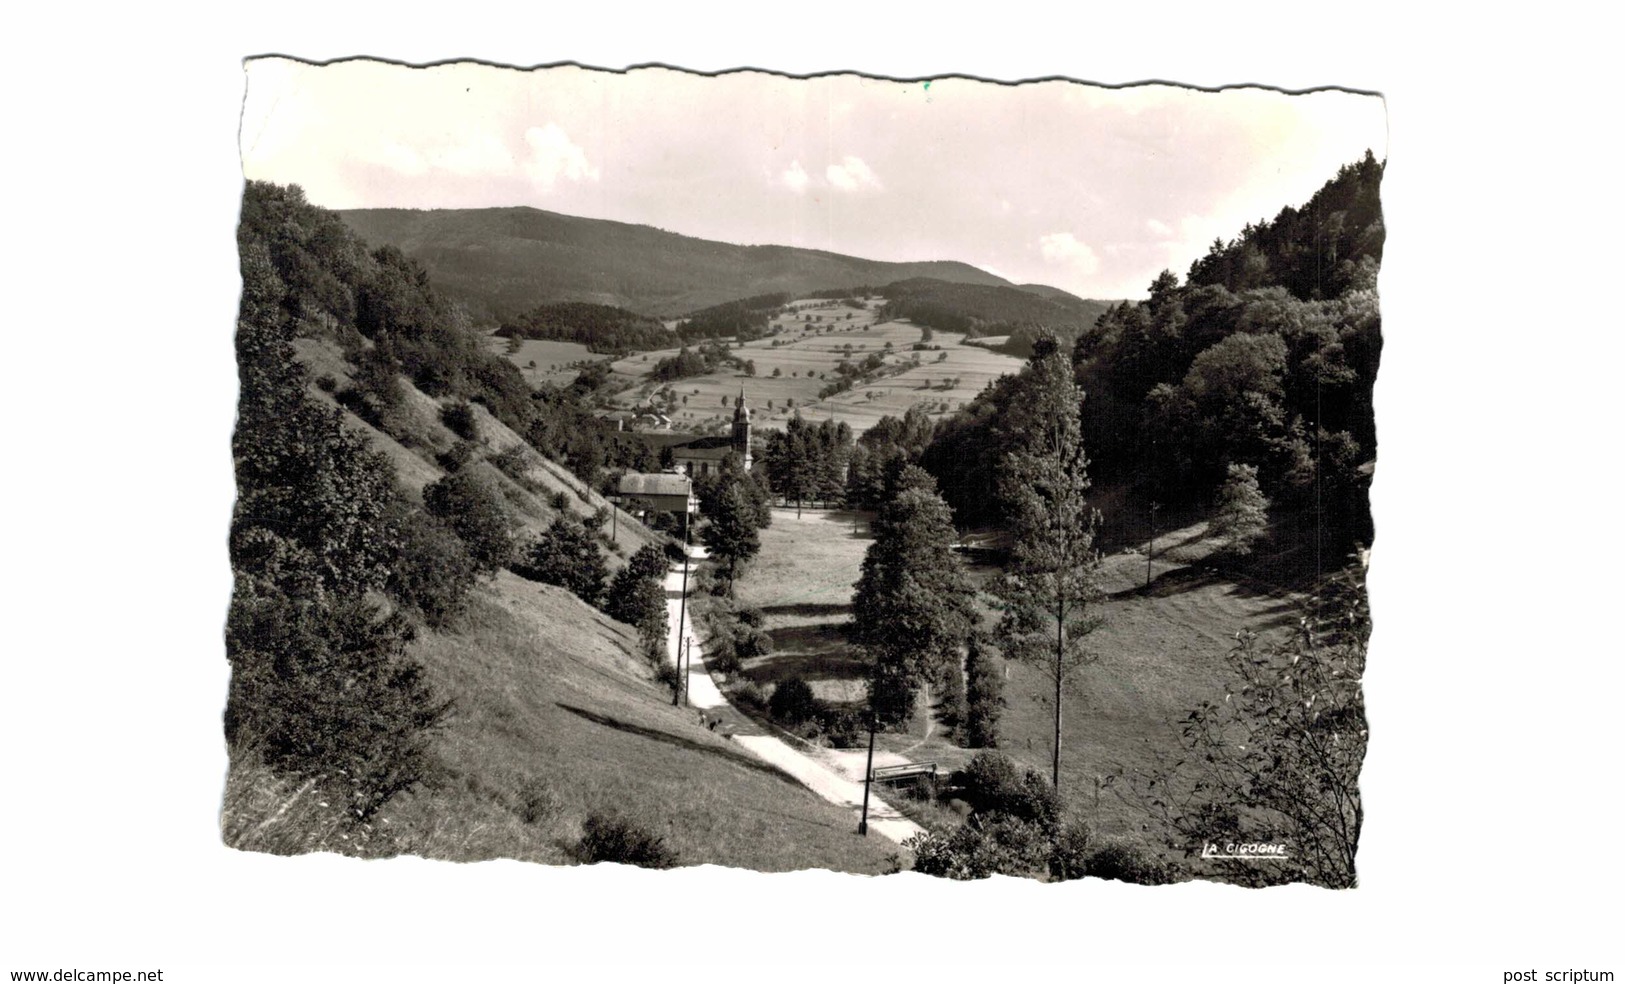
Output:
[338, 205, 1013, 321]
[493, 301, 672, 354]
[228, 182, 900, 871]
[924, 153, 1383, 559]
[877, 278, 1116, 357]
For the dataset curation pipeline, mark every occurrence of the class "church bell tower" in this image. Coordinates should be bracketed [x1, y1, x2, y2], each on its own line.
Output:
[731, 388, 752, 470]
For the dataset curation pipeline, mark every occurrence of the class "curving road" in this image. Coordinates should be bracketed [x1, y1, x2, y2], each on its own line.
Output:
[664, 546, 926, 847]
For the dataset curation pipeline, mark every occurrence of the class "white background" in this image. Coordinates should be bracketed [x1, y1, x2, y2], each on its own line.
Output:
[3, 4, 1620, 981]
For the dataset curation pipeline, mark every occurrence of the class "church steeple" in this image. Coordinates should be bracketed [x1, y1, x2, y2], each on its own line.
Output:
[731, 387, 752, 469]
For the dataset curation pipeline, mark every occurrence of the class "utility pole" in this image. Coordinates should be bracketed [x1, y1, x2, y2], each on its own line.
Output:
[858, 713, 877, 836]
[1146, 501, 1161, 588]
[672, 498, 691, 707]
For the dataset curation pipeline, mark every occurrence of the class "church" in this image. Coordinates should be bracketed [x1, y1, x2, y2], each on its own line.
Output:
[666, 389, 753, 478]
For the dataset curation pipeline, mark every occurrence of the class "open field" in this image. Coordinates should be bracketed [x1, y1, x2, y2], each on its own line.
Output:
[606, 298, 1025, 435]
[731, 507, 877, 706]
[485, 336, 600, 387]
[722, 502, 1309, 855]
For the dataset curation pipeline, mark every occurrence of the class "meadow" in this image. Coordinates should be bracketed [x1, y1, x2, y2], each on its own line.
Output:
[723, 501, 1308, 853]
[486, 336, 598, 387]
[605, 298, 1025, 434]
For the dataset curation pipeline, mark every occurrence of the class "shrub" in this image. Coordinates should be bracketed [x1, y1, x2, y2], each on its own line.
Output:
[387, 506, 478, 628]
[1047, 820, 1095, 881]
[736, 627, 775, 659]
[952, 752, 1062, 834]
[514, 516, 608, 604]
[575, 812, 679, 869]
[769, 677, 821, 725]
[654, 660, 681, 690]
[906, 816, 1049, 880]
[1082, 843, 1175, 885]
[708, 634, 741, 675]
[736, 606, 765, 628]
[818, 707, 866, 748]
[421, 469, 518, 573]
[435, 440, 476, 473]
[732, 680, 769, 712]
[439, 400, 478, 440]
[663, 538, 689, 563]
[627, 543, 669, 581]
[603, 567, 667, 643]
[315, 373, 339, 393]
[550, 491, 570, 511]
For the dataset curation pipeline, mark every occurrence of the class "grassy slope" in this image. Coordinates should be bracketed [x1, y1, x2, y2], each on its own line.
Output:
[721, 501, 1308, 855]
[230, 340, 900, 872]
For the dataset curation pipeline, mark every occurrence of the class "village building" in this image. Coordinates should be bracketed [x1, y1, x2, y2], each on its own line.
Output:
[669, 389, 753, 477]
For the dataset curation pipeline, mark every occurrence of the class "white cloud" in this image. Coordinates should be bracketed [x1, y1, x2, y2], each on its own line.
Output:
[825, 155, 881, 192]
[1039, 232, 1101, 275]
[523, 123, 601, 188]
[1146, 217, 1174, 239]
[781, 160, 810, 194]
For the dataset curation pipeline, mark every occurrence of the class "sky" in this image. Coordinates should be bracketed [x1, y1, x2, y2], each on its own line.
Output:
[240, 59, 1387, 301]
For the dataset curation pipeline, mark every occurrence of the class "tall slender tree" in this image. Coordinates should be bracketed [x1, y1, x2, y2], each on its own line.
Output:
[993, 334, 1104, 790]
[701, 481, 761, 591]
[851, 477, 979, 726]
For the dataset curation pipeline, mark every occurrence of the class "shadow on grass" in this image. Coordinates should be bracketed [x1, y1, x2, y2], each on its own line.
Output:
[1108, 566, 1303, 630]
[760, 602, 851, 619]
[553, 703, 804, 789]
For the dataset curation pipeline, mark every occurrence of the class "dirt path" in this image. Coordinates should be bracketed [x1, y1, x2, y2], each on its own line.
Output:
[663, 546, 926, 847]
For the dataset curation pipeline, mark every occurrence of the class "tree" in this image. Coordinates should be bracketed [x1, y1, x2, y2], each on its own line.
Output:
[851, 483, 979, 726]
[1209, 462, 1270, 556]
[1113, 564, 1368, 888]
[701, 482, 761, 590]
[603, 565, 668, 649]
[422, 469, 518, 573]
[993, 335, 1103, 790]
[516, 516, 608, 604]
[963, 636, 1005, 748]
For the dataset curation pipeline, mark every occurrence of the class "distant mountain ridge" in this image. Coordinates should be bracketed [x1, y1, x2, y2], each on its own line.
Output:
[337, 206, 1019, 322]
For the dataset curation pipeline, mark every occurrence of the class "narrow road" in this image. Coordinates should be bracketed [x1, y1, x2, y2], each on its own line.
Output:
[663, 546, 926, 847]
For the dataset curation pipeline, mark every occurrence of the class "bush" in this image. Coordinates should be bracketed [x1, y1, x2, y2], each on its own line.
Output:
[952, 752, 1062, 834]
[818, 707, 866, 748]
[603, 567, 667, 644]
[575, 812, 679, 869]
[663, 538, 689, 563]
[550, 491, 570, 511]
[315, 373, 339, 393]
[387, 505, 478, 628]
[422, 469, 517, 573]
[732, 680, 769, 712]
[514, 516, 608, 604]
[1047, 821, 1095, 881]
[435, 440, 476, 473]
[736, 605, 765, 628]
[440, 400, 478, 440]
[708, 634, 741, 675]
[627, 543, 669, 581]
[906, 816, 1050, 880]
[770, 677, 821, 725]
[735, 627, 775, 659]
[1081, 842, 1175, 885]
